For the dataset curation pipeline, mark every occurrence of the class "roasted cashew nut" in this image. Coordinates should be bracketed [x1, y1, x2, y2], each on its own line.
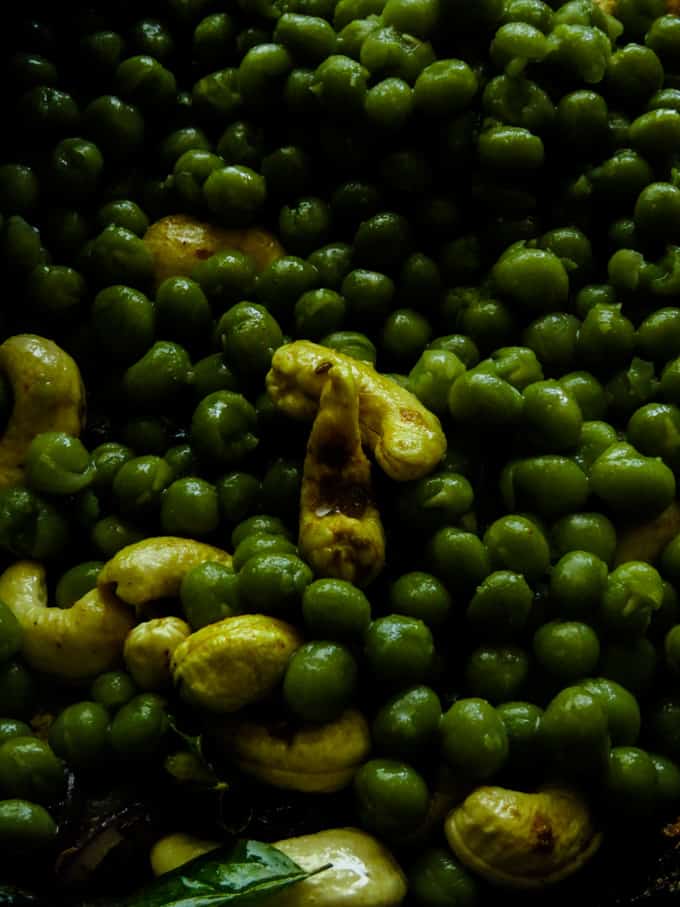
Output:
[0, 335, 86, 489]
[0, 561, 135, 681]
[143, 214, 284, 287]
[444, 785, 602, 889]
[98, 536, 232, 614]
[267, 341, 447, 482]
[123, 616, 191, 690]
[299, 362, 385, 587]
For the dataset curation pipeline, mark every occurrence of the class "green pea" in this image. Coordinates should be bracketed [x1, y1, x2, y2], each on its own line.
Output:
[492, 243, 568, 313]
[262, 146, 314, 201]
[0, 164, 39, 217]
[123, 342, 191, 411]
[83, 95, 145, 159]
[216, 472, 262, 525]
[283, 641, 358, 722]
[238, 553, 313, 615]
[448, 368, 524, 427]
[122, 418, 171, 456]
[193, 250, 257, 311]
[630, 108, 680, 156]
[155, 277, 212, 351]
[24, 432, 93, 496]
[637, 308, 680, 363]
[255, 256, 320, 320]
[19, 85, 79, 133]
[606, 43, 663, 107]
[55, 561, 104, 609]
[238, 44, 293, 109]
[541, 686, 609, 781]
[160, 477, 219, 536]
[389, 572, 451, 629]
[274, 13, 337, 60]
[1, 216, 46, 277]
[192, 68, 241, 121]
[464, 645, 530, 704]
[0, 737, 64, 804]
[413, 59, 477, 118]
[522, 380, 583, 451]
[231, 514, 291, 549]
[0, 488, 69, 561]
[408, 847, 479, 907]
[395, 473, 474, 535]
[533, 621, 600, 682]
[193, 13, 236, 71]
[545, 23, 612, 84]
[7, 52, 58, 90]
[364, 615, 434, 688]
[589, 151, 653, 207]
[190, 391, 258, 467]
[320, 331, 377, 364]
[0, 800, 57, 853]
[467, 570, 533, 639]
[109, 693, 169, 760]
[580, 677, 640, 747]
[500, 455, 590, 519]
[92, 283, 155, 362]
[557, 371, 606, 421]
[180, 562, 241, 630]
[307, 243, 353, 290]
[365, 78, 414, 131]
[166, 444, 200, 480]
[203, 166, 267, 227]
[590, 441, 675, 517]
[441, 698, 508, 781]
[497, 701, 544, 777]
[573, 421, 619, 473]
[260, 458, 303, 522]
[302, 579, 371, 640]
[216, 121, 264, 169]
[425, 528, 491, 592]
[428, 335, 479, 369]
[48, 701, 110, 769]
[233, 532, 297, 572]
[279, 196, 332, 255]
[112, 455, 173, 519]
[651, 753, 680, 811]
[341, 269, 395, 326]
[284, 67, 320, 114]
[604, 746, 658, 817]
[354, 758, 430, 836]
[0, 662, 34, 720]
[627, 403, 680, 473]
[605, 358, 658, 421]
[557, 90, 608, 151]
[648, 87, 680, 113]
[294, 288, 346, 339]
[635, 182, 680, 245]
[90, 671, 138, 711]
[408, 350, 465, 415]
[601, 561, 664, 638]
[353, 211, 412, 272]
[549, 550, 608, 619]
[372, 686, 442, 760]
[115, 55, 176, 110]
[483, 514, 550, 582]
[191, 355, 239, 399]
[173, 150, 224, 213]
[157, 126, 212, 171]
[523, 313, 580, 373]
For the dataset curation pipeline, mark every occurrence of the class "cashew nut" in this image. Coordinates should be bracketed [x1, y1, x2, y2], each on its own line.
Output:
[171, 613, 302, 713]
[614, 500, 680, 566]
[444, 785, 602, 889]
[143, 214, 284, 287]
[123, 617, 191, 690]
[150, 833, 220, 877]
[0, 561, 135, 680]
[0, 335, 85, 489]
[266, 341, 447, 482]
[98, 536, 232, 614]
[212, 708, 371, 793]
[274, 828, 407, 907]
[299, 362, 385, 587]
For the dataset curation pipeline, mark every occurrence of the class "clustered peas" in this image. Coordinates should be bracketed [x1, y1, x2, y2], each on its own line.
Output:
[4, 0, 680, 902]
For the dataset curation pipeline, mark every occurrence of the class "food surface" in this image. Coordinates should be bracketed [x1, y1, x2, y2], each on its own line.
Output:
[4, 0, 680, 904]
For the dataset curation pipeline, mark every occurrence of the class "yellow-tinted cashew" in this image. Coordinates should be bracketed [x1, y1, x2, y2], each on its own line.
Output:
[213, 708, 371, 793]
[0, 561, 135, 681]
[150, 833, 220, 877]
[123, 617, 191, 690]
[267, 341, 447, 482]
[171, 614, 302, 712]
[0, 335, 85, 488]
[143, 214, 284, 286]
[299, 363, 385, 587]
[98, 536, 232, 614]
[444, 785, 602, 889]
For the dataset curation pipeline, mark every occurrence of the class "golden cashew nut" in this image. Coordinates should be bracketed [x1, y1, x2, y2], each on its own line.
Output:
[123, 617, 191, 690]
[150, 833, 220, 877]
[143, 214, 284, 287]
[212, 708, 371, 793]
[274, 828, 408, 907]
[0, 334, 85, 488]
[98, 536, 232, 614]
[299, 362, 385, 587]
[444, 785, 602, 889]
[0, 561, 135, 680]
[267, 341, 447, 482]
[171, 614, 302, 713]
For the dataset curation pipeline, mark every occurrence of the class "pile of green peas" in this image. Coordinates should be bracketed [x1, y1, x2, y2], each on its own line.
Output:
[5, 0, 680, 901]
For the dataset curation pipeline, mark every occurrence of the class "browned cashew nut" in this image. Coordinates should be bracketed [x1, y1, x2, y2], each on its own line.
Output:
[0, 335, 85, 488]
[267, 341, 447, 482]
[0, 561, 135, 680]
[299, 362, 385, 587]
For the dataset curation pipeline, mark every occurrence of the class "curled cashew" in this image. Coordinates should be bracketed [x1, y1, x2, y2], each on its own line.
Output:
[98, 537, 232, 614]
[171, 614, 302, 713]
[123, 617, 191, 690]
[0, 561, 135, 680]
[267, 341, 447, 482]
[143, 214, 284, 287]
[212, 708, 371, 793]
[299, 362, 385, 587]
[614, 500, 680, 567]
[444, 785, 602, 889]
[0, 335, 86, 489]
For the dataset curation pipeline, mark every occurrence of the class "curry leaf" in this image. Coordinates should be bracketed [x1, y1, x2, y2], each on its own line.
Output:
[116, 839, 330, 907]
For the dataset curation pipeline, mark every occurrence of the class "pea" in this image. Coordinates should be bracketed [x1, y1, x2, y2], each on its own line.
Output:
[231, 515, 291, 549]
[408, 847, 479, 907]
[55, 561, 104, 609]
[294, 288, 346, 339]
[307, 243, 354, 289]
[190, 391, 258, 467]
[48, 702, 110, 769]
[464, 645, 530, 704]
[160, 477, 220, 537]
[238, 44, 293, 109]
[488, 346, 543, 390]
[601, 561, 664, 638]
[637, 308, 680, 364]
[279, 197, 332, 255]
[372, 686, 442, 759]
[83, 95, 145, 159]
[0, 738, 64, 804]
[630, 108, 680, 157]
[501, 455, 590, 520]
[256, 256, 320, 320]
[0, 800, 57, 852]
[574, 421, 619, 474]
[557, 371, 606, 421]
[440, 698, 508, 781]
[425, 528, 491, 592]
[0, 487, 70, 561]
[193, 13, 236, 70]
[112, 455, 173, 519]
[233, 533, 297, 572]
[0, 720, 32, 746]
[541, 686, 610, 781]
[115, 55, 177, 110]
[627, 403, 680, 473]
[365, 78, 413, 131]
[123, 342, 192, 411]
[523, 314, 579, 373]
[590, 442, 675, 517]
[238, 553, 313, 614]
[449, 369, 524, 427]
[353, 212, 412, 273]
[122, 418, 171, 456]
[24, 432, 93, 497]
[1, 216, 45, 277]
[19, 85, 79, 134]
[549, 550, 608, 619]
[130, 18, 175, 61]
[90, 671, 138, 711]
[414, 59, 478, 117]
[408, 350, 465, 415]
[260, 458, 303, 522]
[600, 637, 657, 697]
[299, 579, 370, 641]
[354, 758, 430, 836]
[192, 68, 240, 121]
[203, 166, 267, 227]
[389, 572, 451, 629]
[359, 27, 435, 85]
[91, 285, 155, 361]
[497, 701, 544, 776]
[274, 13, 337, 61]
[395, 474, 474, 535]
[364, 615, 434, 688]
[522, 380, 583, 451]
[467, 570, 533, 640]
[533, 620, 600, 683]
[0, 164, 39, 217]
[580, 677, 640, 746]
[283, 641, 358, 722]
[341, 269, 395, 326]
[429, 335, 479, 369]
[0, 662, 34, 720]
[604, 746, 658, 817]
[158, 126, 212, 171]
[110, 693, 169, 760]
[320, 331, 377, 364]
[483, 515, 550, 582]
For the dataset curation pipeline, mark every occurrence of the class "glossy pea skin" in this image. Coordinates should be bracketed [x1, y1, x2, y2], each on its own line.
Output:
[109, 693, 168, 760]
[216, 121, 264, 169]
[115, 55, 177, 110]
[646, 14, 680, 63]
[157, 126, 212, 171]
[0, 164, 39, 217]
[634, 182, 680, 245]
[0, 800, 57, 853]
[0, 662, 34, 720]
[603, 746, 658, 817]
[302, 579, 371, 640]
[308, 243, 354, 290]
[238, 553, 313, 614]
[192, 68, 241, 121]
[193, 251, 257, 312]
[483, 514, 550, 582]
[372, 686, 442, 760]
[354, 758, 430, 837]
[256, 256, 320, 320]
[279, 197, 332, 256]
[522, 380, 582, 451]
[395, 473, 473, 535]
[651, 753, 680, 811]
[408, 350, 465, 415]
[389, 572, 452, 629]
[590, 442, 675, 517]
[464, 644, 530, 704]
[440, 698, 508, 781]
[627, 403, 680, 473]
[601, 561, 664, 638]
[92, 285, 155, 362]
[262, 145, 314, 201]
[112, 455, 173, 519]
[541, 686, 610, 781]
[425, 528, 491, 592]
[341, 269, 395, 326]
[160, 477, 220, 536]
[630, 108, 680, 157]
[90, 671, 138, 711]
[203, 166, 267, 227]
[606, 43, 663, 108]
[24, 432, 93, 497]
[502, 455, 590, 520]
[191, 355, 239, 399]
[83, 95, 145, 160]
[549, 550, 608, 619]
[365, 78, 414, 131]
[192, 13, 236, 71]
[408, 847, 479, 907]
[232, 532, 297, 572]
[353, 211, 412, 273]
[637, 308, 680, 364]
[55, 561, 104, 608]
[573, 421, 619, 473]
[231, 514, 291, 549]
[581, 677, 640, 746]
[0, 737, 64, 804]
[0, 487, 70, 561]
[557, 90, 608, 152]
[533, 620, 600, 682]
[478, 125, 544, 171]
[215, 472, 262, 525]
[492, 244, 568, 313]
[497, 700, 544, 776]
[414, 59, 477, 117]
[180, 561, 240, 630]
[190, 391, 258, 467]
[1, 217, 46, 278]
[155, 277, 212, 352]
[123, 341, 191, 411]
[523, 313, 580, 373]
[449, 368, 524, 427]
[238, 44, 294, 109]
[48, 701, 110, 769]
[283, 641, 358, 721]
[364, 615, 434, 688]
[294, 288, 346, 339]
[274, 13, 337, 61]
[320, 331, 377, 364]
[467, 570, 533, 640]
